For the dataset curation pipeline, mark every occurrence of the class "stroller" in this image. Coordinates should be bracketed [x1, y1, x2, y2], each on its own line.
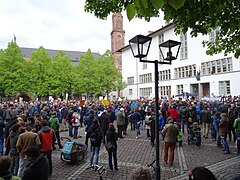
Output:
[60, 137, 88, 164]
[187, 122, 201, 146]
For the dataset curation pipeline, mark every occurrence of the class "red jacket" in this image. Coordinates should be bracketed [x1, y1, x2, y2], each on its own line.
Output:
[167, 108, 179, 120]
[38, 126, 55, 152]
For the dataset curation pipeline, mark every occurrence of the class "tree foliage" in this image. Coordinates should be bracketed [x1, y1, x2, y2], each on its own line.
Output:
[84, 0, 240, 58]
[0, 42, 123, 100]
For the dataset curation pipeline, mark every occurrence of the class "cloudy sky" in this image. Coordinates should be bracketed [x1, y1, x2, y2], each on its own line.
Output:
[0, 0, 165, 54]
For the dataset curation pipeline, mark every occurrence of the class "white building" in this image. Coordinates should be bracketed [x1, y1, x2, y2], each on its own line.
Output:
[120, 23, 240, 100]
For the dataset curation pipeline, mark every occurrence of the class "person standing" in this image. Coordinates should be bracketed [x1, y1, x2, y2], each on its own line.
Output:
[0, 117, 5, 156]
[71, 109, 81, 139]
[84, 109, 95, 146]
[233, 114, 240, 155]
[38, 120, 55, 176]
[219, 113, 230, 154]
[161, 117, 179, 165]
[106, 123, 118, 171]
[9, 124, 21, 176]
[200, 106, 212, 138]
[116, 108, 125, 138]
[22, 146, 49, 180]
[98, 110, 110, 144]
[87, 119, 103, 166]
[16, 126, 41, 177]
[132, 107, 142, 139]
[49, 112, 62, 149]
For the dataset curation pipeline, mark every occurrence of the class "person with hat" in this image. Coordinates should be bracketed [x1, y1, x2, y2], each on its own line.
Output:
[22, 146, 49, 180]
[106, 123, 119, 171]
[116, 108, 125, 139]
[161, 117, 179, 166]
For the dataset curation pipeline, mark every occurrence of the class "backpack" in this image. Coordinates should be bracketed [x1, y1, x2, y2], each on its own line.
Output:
[90, 128, 101, 143]
[71, 115, 76, 123]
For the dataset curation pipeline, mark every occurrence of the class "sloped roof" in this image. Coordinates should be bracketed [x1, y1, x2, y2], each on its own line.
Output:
[20, 47, 101, 66]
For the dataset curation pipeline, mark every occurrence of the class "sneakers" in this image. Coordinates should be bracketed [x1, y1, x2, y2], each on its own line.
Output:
[136, 136, 138, 139]
[224, 151, 230, 154]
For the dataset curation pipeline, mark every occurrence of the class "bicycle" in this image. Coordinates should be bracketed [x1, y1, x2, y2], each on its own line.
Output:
[86, 164, 106, 180]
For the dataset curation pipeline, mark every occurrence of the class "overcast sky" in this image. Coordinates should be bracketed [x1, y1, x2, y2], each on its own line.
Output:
[0, 0, 165, 54]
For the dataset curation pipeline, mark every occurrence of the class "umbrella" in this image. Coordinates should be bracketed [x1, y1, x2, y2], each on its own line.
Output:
[175, 92, 198, 97]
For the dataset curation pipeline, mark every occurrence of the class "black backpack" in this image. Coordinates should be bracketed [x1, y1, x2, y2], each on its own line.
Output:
[90, 128, 101, 143]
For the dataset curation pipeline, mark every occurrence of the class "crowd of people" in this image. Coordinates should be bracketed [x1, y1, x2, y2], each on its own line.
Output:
[0, 96, 240, 179]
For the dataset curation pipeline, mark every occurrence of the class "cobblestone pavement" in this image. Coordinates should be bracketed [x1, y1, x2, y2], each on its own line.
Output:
[49, 125, 240, 180]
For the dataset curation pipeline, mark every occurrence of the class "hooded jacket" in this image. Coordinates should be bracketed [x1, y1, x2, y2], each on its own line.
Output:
[38, 126, 55, 152]
[106, 128, 118, 148]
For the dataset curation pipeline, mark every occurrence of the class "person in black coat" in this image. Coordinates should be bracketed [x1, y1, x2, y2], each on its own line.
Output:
[22, 146, 49, 180]
[106, 123, 118, 171]
[98, 110, 110, 144]
[87, 119, 103, 166]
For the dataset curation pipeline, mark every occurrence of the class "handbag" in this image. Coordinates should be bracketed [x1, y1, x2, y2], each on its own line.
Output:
[105, 141, 115, 150]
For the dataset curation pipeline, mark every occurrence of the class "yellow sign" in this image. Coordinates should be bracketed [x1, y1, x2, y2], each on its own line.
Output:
[101, 99, 109, 106]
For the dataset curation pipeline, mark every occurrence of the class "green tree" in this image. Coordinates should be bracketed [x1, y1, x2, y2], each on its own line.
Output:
[96, 50, 126, 99]
[0, 42, 29, 96]
[75, 49, 99, 98]
[50, 51, 76, 97]
[28, 46, 53, 98]
[84, 0, 240, 58]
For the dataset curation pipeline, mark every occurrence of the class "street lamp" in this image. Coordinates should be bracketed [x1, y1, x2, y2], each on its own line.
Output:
[129, 35, 181, 180]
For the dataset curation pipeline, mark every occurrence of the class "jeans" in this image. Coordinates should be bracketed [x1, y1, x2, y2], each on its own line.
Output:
[0, 135, 4, 155]
[90, 146, 100, 166]
[135, 122, 141, 137]
[10, 155, 19, 176]
[68, 124, 73, 137]
[108, 148, 118, 170]
[181, 118, 187, 134]
[17, 157, 28, 177]
[73, 126, 79, 138]
[216, 131, 221, 146]
[221, 137, 230, 153]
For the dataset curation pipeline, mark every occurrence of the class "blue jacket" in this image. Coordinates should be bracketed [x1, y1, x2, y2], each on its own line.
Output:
[213, 115, 221, 132]
[159, 115, 165, 131]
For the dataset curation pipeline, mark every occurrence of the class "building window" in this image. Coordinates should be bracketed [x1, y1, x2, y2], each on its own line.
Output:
[139, 73, 152, 83]
[174, 65, 195, 79]
[159, 69, 171, 81]
[177, 85, 183, 94]
[219, 81, 230, 95]
[127, 76, 134, 85]
[158, 34, 164, 61]
[180, 33, 188, 60]
[201, 57, 233, 75]
[129, 89, 133, 95]
[117, 16, 121, 30]
[209, 28, 219, 43]
[159, 86, 171, 97]
[143, 62, 147, 69]
[117, 35, 121, 50]
[140, 87, 152, 97]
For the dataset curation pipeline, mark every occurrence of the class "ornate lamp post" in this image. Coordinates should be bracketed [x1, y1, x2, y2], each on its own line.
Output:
[129, 35, 181, 180]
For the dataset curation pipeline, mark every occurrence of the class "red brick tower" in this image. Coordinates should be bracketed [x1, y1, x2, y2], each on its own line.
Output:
[111, 13, 125, 71]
